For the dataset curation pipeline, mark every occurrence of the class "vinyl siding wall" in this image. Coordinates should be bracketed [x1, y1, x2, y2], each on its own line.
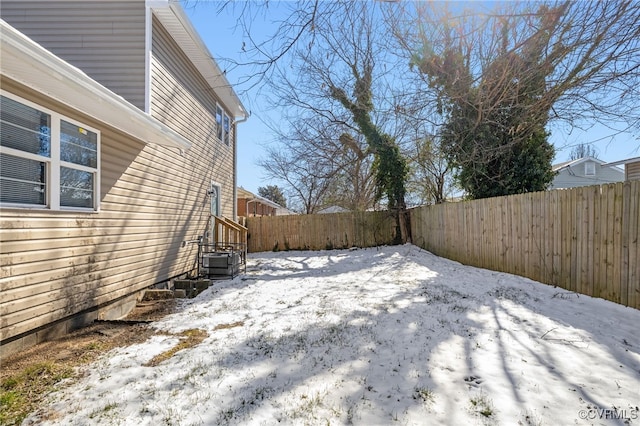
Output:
[1, 78, 213, 352]
[626, 162, 640, 181]
[1, 1, 146, 110]
[552, 163, 625, 189]
[1, 4, 239, 355]
[150, 16, 236, 218]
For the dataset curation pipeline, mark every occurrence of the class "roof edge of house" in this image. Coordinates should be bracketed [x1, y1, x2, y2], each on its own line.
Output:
[0, 19, 192, 150]
[150, 1, 247, 120]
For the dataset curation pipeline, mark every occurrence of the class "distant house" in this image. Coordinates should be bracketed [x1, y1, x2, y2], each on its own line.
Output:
[602, 156, 640, 181]
[551, 156, 625, 189]
[317, 206, 351, 214]
[237, 187, 293, 219]
[1, 1, 246, 355]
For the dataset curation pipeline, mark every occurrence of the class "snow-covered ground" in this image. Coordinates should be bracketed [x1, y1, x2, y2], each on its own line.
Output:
[26, 244, 639, 426]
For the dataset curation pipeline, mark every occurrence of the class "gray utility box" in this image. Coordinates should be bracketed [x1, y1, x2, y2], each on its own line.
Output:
[202, 252, 241, 277]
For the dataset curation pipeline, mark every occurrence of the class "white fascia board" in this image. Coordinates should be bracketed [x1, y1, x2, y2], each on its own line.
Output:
[0, 20, 191, 151]
[603, 156, 640, 167]
[249, 196, 285, 210]
[149, 1, 247, 120]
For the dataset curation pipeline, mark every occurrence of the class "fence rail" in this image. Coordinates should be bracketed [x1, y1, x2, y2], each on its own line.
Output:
[246, 210, 397, 253]
[409, 181, 639, 309]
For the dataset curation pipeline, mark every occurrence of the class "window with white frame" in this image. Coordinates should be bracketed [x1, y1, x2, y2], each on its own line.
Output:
[215, 104, 231, 145]
[223, 113, 230, 146]
[584, 161, 596, 176]
[0, 93, 100, 210]
[215, 105, 223, 141]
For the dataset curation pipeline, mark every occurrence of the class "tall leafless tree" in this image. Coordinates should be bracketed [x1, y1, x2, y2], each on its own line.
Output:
[383, 0, 640, 197]
[568, 143, 599, 160]
[258, 114, 376, 213]
[258, 2, 412, 215]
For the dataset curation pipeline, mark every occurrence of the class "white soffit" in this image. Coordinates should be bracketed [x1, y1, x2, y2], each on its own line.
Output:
[0, 20, 191, 151]
[149, 1, 247, 120]
[603, 156, 640, 167]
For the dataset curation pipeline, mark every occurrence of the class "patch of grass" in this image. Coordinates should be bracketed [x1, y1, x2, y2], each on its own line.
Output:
[470, 394, 494, 418]
[79, 341, 109, 362]
[144, 329, 208, 367]
[213, 321, 244, 331]
[89, 402, 118, 420]
[287, 391, 326, 420]
[0, 362, 74, 426]
[413, 386, 435, 404]
[519, 409, 542, 426]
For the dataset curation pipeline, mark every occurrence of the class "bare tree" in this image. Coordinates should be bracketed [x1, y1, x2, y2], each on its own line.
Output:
[186, 1, 455, 213]
[568, 143, 599, 160]
[322, 132, 377, 211]
[407, 136, 453, 205]
[193, 1, 638, 198]
[257, 110, 377, 213]
[257, 144, 329, 215]
[262, 2, 413, 243]
[392, 0, 640, 131]
[386, 0, 640, 198]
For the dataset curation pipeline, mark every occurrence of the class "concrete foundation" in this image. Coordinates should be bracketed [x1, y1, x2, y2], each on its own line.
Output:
[0, 290, 143, 358]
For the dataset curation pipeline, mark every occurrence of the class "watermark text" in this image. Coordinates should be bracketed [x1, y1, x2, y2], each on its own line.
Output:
[578, 407, 638, 421]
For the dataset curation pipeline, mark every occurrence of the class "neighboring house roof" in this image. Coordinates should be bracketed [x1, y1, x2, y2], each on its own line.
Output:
[602, 156, 640, 167]
[1, 19, 191, 150]
[237, 187, 256, 199]
[237, 187, 284, 210]
[552, 156, 607, 171]
[275, 207, 297, 216]
[317, 206, 350, 214]
[552, 156, 624, 175]
[151, 1, 247, 120]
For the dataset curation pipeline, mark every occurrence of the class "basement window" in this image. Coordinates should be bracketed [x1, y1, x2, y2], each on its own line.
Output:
[0, 92, 100, 211]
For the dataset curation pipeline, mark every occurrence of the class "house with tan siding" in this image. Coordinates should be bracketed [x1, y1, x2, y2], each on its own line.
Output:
[0, 1, 247, 356]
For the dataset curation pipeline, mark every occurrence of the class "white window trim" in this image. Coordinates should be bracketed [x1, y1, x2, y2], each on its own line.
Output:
[0, 91, 101, 212]
[584, 161, 596, 176]
[215, 104, 223, 142]
[223, 112, 230, 146]
[215, 103, 232, 146]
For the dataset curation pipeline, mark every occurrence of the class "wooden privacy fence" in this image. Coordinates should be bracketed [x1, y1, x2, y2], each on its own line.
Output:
[246, 210, 397, 253]
[410, 181, 640, 309]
